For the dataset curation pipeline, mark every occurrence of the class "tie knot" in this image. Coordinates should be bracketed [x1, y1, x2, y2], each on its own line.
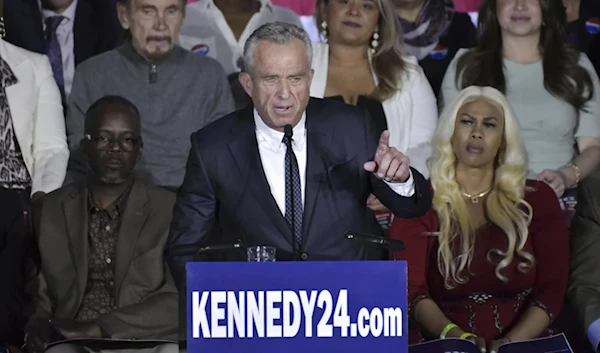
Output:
[45, 16, 65, 33]
[282, 135, 293, 146]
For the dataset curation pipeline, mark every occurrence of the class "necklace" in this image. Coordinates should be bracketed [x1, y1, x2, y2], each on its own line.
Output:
[460, 188, 492, 204]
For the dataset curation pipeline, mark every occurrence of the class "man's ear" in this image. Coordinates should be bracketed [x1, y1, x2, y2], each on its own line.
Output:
[137, 141, 143, 161]
[239, 72, 253, 98]
[117, 2, 130, 30]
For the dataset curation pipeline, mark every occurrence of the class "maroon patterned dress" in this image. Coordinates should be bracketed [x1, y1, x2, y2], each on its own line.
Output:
[389, 180, 569, 343]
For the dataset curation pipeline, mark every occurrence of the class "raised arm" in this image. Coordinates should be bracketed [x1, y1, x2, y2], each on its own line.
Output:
[364, 110, 432, 217]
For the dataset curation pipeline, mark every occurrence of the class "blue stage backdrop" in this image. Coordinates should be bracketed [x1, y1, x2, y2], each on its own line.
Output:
[186, 261, 408, 352]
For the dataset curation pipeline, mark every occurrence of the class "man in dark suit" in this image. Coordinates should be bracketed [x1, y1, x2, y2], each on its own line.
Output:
[167, 22, 432, 287]
[24, 96, 178, 353]
[3, 0, 123, 103]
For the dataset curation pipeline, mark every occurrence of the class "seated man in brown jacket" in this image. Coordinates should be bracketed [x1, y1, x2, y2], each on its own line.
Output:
[24, 95, 178, 353]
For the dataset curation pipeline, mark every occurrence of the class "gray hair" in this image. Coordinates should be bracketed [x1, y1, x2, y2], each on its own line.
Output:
[242, 22, 313, 75]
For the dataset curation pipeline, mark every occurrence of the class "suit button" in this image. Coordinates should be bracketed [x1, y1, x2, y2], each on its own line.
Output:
[301, 253, 308, 260]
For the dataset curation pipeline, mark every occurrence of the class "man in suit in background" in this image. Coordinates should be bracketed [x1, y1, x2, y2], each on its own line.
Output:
[569, 169, 600, 353]
[167, 22, 431, 287]
[24, 96, 178, 353]
[3, 0, 123, 104]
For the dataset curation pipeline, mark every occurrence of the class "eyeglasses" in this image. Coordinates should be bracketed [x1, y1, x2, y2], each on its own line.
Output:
[84, 134, 142, 152]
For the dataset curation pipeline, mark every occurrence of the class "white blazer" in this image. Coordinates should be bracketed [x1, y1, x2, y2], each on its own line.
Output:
[1, 39, 68, 194]
[309, 42, 438, 178]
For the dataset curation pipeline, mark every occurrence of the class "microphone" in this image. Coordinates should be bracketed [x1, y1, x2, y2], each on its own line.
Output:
[284, 124, 298, 260]
[345, 230, 405, 260]
[167, 241, 245, 259]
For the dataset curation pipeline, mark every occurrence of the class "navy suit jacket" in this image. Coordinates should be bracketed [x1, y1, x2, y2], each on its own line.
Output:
[167, 98, 432, 287]
[3, 0, 123, 67]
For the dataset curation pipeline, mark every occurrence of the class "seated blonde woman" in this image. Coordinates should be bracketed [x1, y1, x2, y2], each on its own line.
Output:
[310, 0, 437, 218]
[389, 86, 569, 352]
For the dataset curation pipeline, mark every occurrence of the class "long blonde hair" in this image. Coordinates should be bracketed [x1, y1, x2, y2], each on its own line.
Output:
[428, 86, 534, 289]
[314, 0, 407, 101]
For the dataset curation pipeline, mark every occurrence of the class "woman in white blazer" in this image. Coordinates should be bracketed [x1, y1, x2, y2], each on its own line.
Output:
[311, 0, 437, 214]
[0, 38, 68, 208]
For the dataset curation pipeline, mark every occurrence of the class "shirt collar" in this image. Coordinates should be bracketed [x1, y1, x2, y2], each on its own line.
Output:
[39, 0, 78, 23]
[87, 181, 133, 217]
[203, 0, 273, 13]
[253, 109, 306, 152]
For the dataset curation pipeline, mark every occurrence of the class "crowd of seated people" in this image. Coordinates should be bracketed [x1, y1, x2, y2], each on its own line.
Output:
[441, 0, 600, 225]
[0, 0, 600, 352]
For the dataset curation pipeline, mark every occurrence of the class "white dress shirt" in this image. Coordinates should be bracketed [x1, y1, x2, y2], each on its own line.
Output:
[179, 0, 304, 75]
[39, 0, 77, 99]
[253, 110, 415, 216]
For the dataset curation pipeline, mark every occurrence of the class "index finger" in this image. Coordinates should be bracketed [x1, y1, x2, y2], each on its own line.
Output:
[378, 130, 390, 148]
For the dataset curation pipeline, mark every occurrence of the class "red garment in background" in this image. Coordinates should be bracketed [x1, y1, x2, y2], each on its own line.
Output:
[271, 0, 316, 15]
[186, 0, 478, 15]
[454, 0, 481, 12]
[185, 0, 317, 15]
[389, 180, 569, 343]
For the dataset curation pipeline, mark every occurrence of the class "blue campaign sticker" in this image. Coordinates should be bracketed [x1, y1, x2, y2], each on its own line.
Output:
[585, 18, 600, 35]
[429, 44, 448, 60]
[186, 261, 408, 353]
[191, 43, 210, 55]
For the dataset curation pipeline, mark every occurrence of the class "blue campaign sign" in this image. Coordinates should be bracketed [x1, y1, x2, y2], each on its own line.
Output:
[186, 261, 408, 353]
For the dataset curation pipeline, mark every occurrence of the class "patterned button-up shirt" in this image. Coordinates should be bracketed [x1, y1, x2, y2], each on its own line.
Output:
[74, 185, 132, 323]
[0, 58, 31, 189]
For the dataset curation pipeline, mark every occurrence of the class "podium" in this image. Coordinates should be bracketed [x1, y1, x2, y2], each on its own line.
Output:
[185, 261, 408, 352]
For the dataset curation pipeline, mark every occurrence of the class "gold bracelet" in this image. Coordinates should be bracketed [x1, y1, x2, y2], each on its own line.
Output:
[566, 162, 581, 185]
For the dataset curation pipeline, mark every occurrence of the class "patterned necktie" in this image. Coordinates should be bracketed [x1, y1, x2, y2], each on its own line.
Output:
[44, 16, 66, 104]
[283, 135, 303, 246]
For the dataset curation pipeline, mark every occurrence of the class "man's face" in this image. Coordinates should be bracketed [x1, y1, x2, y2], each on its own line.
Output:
[117, 0, 184, 60]
[239, 39, 313, 132]
[82, 106, 142, 185]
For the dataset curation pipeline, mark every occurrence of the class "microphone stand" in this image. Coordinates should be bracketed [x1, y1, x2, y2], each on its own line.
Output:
[284, 124, 298, 260]
[177, 241, 246, 348]
[345, 230, 404, 261]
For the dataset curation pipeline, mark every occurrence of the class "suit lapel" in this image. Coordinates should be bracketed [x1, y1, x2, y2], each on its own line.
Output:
[227, 107, 293, 246]
[114, 180, 149, 296]
[301, 100, 331, 244]
[62, 185, 89, 302]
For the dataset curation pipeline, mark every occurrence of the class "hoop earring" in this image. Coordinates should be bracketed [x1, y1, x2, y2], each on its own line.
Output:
[0, 17, 5, 39]
[369, 31, 379, 55]
[320, 21, 328, 43]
